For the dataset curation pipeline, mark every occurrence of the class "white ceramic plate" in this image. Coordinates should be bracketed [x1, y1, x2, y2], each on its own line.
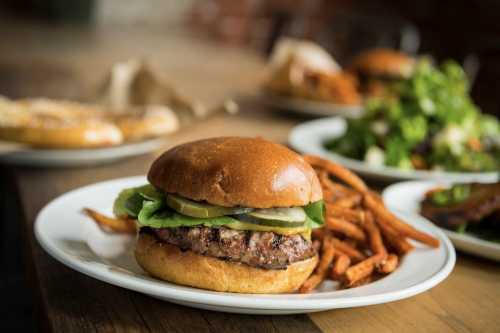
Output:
[258, 93, 363, 118]
[383, 181, 500, 262]
[0, 138, 166, 167]
[289, 117, 499, 182]
[35, 176, 455, 314]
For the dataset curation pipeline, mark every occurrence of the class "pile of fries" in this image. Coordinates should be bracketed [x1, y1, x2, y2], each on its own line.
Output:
[299, 155, 440, 292]
[83, 154, 440, 293]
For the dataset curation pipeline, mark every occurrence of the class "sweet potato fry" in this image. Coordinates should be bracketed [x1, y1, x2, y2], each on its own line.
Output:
[326, 204, 365, 224]
[364, 193, 440, 248]
[331, 253, 351, 278]
[304, 155, 368, 193]
[331, 238, 366, 262]
[362, 211, 387, 256]
[348, 274, 374, 288]
[83, 208, 136, 234]
[345, 254, 384, 286]
[303, 154, 440, 292]
[326, 217, 366, 241]
[299, 235, 336, 293]
[318, 171, 358, 197]
[331, 194, 362, 208]
[299, 274, 324, 294]
[378, 254, 399, 274]
[374, 217, 414, 254]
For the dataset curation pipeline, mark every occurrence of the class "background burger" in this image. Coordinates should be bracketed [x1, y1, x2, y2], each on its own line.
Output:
[113, 137, 324, 293]
[348, 48, 415, 97]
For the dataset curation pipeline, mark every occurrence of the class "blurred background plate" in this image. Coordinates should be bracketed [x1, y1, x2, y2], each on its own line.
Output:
[258, 92, 363, 118]
[0, 138, 166, 167]
[289, 117, 499, 182]
[383, 181, 500, 262]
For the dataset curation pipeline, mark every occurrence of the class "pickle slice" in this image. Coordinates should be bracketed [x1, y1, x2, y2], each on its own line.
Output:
[166, 194, 253, 218]
[237, 214, 306, 228]
[225, 221, 309, 236]
[248, 207, 306, 222]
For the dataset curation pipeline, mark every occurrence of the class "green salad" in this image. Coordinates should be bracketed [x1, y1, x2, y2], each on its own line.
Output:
[326, 59, 500, 172]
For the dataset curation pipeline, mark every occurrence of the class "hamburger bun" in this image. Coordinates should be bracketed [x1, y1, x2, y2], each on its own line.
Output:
[135, 232, 319, 293]
[148, 137, 322, 208]
[349, 48, 415, 79]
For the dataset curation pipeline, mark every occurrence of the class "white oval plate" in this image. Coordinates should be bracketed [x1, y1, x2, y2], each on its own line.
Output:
[383, 181, 500, 262]
[258, 93, 363, 118]
[35, 176, 455, 314]
[0, 138, 166, 167]
[289, 117, 499, 182]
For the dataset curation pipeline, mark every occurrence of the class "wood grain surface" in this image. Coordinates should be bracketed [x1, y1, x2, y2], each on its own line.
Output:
[2, 22, 499, 333]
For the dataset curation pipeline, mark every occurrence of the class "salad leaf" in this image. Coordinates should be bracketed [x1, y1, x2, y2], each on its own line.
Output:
[325, 58, 500, 172]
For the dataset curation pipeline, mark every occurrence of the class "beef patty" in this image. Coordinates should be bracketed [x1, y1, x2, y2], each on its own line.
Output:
[146, 226, 316, 269]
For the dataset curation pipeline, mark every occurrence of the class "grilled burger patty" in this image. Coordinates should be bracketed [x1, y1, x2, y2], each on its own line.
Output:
[146, 226, 316, 269]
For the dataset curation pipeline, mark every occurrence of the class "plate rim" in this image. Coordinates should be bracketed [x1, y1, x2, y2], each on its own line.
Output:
[289, 117, 499, 182]
[35, 176, 456, 311]
[0, 137, 166, 166]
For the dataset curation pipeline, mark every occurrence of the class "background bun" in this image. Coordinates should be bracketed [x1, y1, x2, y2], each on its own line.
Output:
[148, 137, 322, 208]
[113, 105, 179, 141]
[0, 120, 123, 148]
[349, 48, 415, 78]
[135, 233, 318, 293]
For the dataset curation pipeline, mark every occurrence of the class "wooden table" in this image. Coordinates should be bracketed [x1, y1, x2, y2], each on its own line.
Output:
[3, 23, 500, 333]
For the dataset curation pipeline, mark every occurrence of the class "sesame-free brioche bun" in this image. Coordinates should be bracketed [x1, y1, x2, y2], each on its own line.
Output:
[147, 137, 322, 208]
[135, 233, 318, 293]
[349, 48, 415, 79]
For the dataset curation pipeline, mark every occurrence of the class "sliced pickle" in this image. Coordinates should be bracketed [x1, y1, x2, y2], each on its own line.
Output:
[248, 207, 306, 222]
[237, 214, 306, 228]
[225, 221, 309, 236]
[166, 194, 253, 218]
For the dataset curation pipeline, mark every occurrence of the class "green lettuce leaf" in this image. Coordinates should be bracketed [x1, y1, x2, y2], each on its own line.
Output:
[138, 200, 238, 228]
[113, 187, 143, 218]
[136, 184, 164, 201]
[113, 184, 164, 218]
[303, 200, 325, 228]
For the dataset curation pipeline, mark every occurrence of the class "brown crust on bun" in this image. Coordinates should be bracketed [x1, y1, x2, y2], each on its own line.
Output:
[135, 233, 318, 293]
[148, 137, 322, 208]
[349, 48, 415, 78]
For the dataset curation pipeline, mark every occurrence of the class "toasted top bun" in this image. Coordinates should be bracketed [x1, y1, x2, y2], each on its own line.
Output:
[148, 137, 322, 208]
[349, 48, 415, 78]
[135, 232, 318, 293]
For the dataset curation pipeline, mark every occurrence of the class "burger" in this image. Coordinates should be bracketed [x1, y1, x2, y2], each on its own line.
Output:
[113, 137, 324, 293]
[348, 48, 415, 96]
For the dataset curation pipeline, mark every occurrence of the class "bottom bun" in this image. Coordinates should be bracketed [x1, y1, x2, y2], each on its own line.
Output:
[135, 232, 318, 294]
